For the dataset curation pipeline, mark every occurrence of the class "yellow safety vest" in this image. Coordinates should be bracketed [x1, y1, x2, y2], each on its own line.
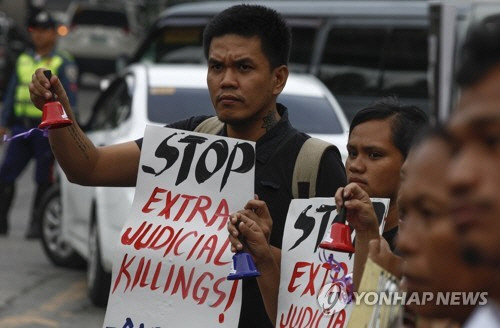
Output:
[14, 53, 64, 118]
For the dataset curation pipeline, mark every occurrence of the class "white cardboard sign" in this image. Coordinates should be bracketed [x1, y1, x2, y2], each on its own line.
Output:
[103, 125, 255, 328]
[277, 197, 390, 328]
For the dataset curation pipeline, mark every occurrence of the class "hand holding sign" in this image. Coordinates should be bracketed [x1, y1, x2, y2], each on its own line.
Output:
[334, 183, 380, 237]
[227, 198, 274, 280]
[238, 197, 273, 243]
[227, 210, 281, 325]
[228, 211, 272, 260]
[227, 212, 262, 280]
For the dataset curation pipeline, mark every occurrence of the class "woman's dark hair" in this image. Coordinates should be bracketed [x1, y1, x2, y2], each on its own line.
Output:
[350, 97, 429, 159]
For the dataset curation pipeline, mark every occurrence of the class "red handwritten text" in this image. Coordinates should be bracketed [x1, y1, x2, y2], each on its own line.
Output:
[142, 187, 230, 231]
[112, 253, 239, 312]
[279, 304, 346, 328]
[288, 261, 346, 296]
[121, 221, 231, 265]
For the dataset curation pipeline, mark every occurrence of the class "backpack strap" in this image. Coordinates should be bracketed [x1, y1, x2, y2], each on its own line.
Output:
[194, 116, 224, 134]
[292, 137, 336, 199]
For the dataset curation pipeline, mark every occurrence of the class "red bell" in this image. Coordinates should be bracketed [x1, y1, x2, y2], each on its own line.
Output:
[39, 100, 73, 129]
[38, 69, 72, 129]
[319, 222, 355, 253]
[319, 195, 355, 253]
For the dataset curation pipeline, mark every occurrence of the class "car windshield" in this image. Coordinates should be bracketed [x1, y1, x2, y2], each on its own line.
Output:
[139, 24, 314, 69]
[72, 9, 128, 29]
[147, 87, 344, 134]
[282, 95, 343, 134]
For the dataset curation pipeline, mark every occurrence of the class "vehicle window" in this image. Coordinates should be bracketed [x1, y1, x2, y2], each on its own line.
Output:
[88, 77, 132, 131]
[289, 26, 316, 73]
[147, 87, 343, 134]
[320, 27, 389, 96]
[71, 9, 129, 29]
[279, 94, 344, 134]
[147, 87, 213, 123]
[382, 28, 428, 98]
[138, 23, 315, 67]
[140, 23, 207, 64]
[318, 27, 429, 120]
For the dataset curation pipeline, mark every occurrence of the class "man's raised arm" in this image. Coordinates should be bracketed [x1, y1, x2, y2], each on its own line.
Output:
[29, 67, 140, 187]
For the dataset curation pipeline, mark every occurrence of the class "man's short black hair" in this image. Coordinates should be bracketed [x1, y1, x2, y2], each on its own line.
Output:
[456, 14, 500, 87]
[202, 4, 291, 69]
[350, 97, 429, 159]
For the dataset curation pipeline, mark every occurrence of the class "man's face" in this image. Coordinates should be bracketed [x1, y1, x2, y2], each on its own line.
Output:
[30, 27, 57, 50]
[447, 65, 500, 266]
[345, 119, 404, 200]
[397, 139, 492, 319]
[206, 34, 286, 126]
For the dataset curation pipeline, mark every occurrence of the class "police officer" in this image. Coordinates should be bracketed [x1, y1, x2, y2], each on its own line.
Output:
[0, 10, 78, 238]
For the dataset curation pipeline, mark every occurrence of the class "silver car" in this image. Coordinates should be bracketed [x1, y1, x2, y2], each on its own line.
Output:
[57, 2, 141, 78]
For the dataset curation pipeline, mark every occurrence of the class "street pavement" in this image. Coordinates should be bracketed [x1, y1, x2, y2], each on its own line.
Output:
[0, 86, 106, 327]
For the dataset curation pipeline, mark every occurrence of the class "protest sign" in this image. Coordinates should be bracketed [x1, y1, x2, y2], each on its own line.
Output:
[277, 197, 390, 328]
[346, 258, 403, 328]
[103, 125, 255, 328]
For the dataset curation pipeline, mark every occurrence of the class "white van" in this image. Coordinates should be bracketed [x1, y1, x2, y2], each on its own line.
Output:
[129, 1, 430, 121]
[128, 0, 500, 122]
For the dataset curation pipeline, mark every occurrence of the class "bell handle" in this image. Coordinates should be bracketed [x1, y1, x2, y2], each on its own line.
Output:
[43, 70, 56, 101]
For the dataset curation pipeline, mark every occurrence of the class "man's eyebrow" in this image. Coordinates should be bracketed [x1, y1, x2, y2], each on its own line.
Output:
[207, 57, 254, 64]
[346, 143, 383, 149]
[234, 57, 253, 63]
[362, 145, 385, 151]
[448, 113, 500, 138]
[207, 58, 221, 64]
[469, 116, 500, 130]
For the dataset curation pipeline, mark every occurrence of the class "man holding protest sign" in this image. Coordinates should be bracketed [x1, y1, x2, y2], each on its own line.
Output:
[29, 4, 346, 327]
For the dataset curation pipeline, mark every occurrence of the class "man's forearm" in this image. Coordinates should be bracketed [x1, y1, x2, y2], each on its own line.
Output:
[46, 94, 99, 185]
[256, 246, 280, 327]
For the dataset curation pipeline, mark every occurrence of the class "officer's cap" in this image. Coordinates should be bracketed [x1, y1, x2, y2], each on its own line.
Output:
[29, 11, 57, 29]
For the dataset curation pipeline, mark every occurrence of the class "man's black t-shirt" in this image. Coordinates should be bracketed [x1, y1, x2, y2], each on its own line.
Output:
[135, 105, 347, 327]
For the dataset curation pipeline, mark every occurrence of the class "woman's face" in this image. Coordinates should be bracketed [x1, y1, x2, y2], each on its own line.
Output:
[396, 137, 493, 321]
[346, 119, 404, 200]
